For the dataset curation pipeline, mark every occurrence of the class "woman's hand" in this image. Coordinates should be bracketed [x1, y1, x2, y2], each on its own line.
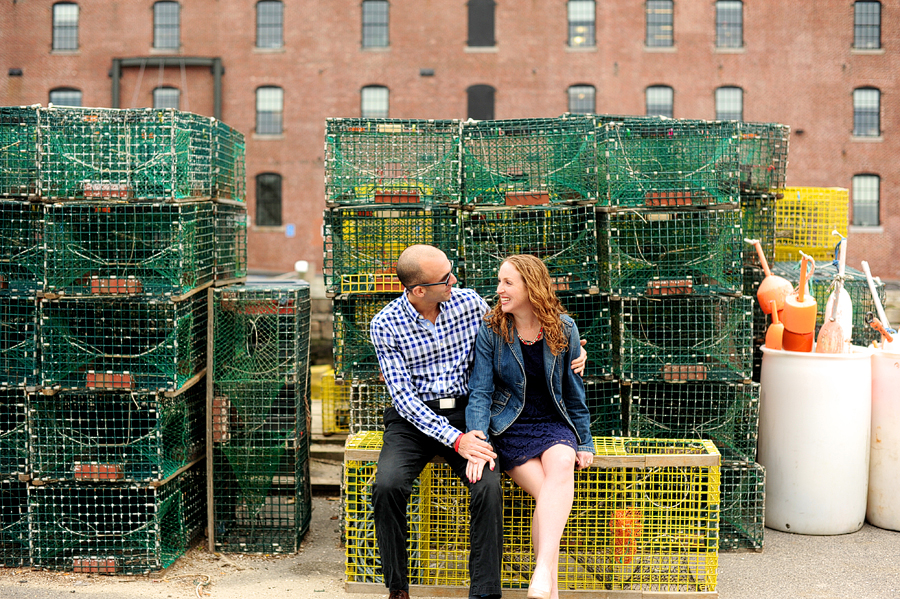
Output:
[466, 457, 488, 483]
[575, 451, 594, 470]
[570, 339, 588, 376]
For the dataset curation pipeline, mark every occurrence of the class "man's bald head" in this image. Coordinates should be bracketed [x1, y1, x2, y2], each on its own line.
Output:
[396, 244, 446, 288]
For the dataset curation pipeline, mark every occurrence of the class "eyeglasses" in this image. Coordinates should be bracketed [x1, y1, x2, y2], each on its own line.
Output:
[410, 267, 454, 290]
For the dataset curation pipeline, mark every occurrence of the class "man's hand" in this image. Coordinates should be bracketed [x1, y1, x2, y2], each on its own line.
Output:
[457, 430, 496, 482]
[571, 339, 588, 376]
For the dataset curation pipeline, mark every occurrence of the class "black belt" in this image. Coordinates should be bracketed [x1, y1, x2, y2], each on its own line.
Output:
[424, 397, 467, 411]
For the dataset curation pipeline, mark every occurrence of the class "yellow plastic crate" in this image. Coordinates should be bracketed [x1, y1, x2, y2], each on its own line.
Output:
[344, 431, 719, 595]
[774, 187, 849, 262]
[322, 370, 351, 435]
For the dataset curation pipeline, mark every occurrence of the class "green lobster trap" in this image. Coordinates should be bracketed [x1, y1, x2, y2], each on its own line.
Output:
[348, 378, 391, 434]
[0, 295, 39, 388]
[461, 205, 600, 297]
[214, 202, 248, 284]
[462, 116, 599, 206]
[735, 122, 790, 192]
[1, 389, 28, 476]
[44, 202, 216, 297]
[29, 463, 206, 574]
[212, 120, 246, 201]
[39, 106, 214, 201]
[323, 206, 459, 295]
[598, 206, 743, 298]
[333, 294, 394, 380]
[40, 294, 207, 392]
[212, 379, 306, 444]
[0, 201, 43, 294]
[718, 458, 765, 552]
[629, 381, 759, 462]
[740, 192, 778, 269]
[0, 106, 39, 198]
[584, 377, 625, 437]
[29, 379, 205, 484]
[212, 283, 311, 385]
[1, 477, 29, 566]
[771, 261, 883, 348]
[325, 118, 462, 206]
[618, 295, 753, 383]
[599, 117, 740, 209]
[558, 292, 614, 378]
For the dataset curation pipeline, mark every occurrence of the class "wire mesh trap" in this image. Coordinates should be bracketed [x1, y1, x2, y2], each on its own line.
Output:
[774, 187, 848, 262]
[212, 119, 246, 201]
[0, 295, 39, 388]
[740, 192, 778, 268]
[348, 378, 392, 434]
[0, 106, 39, 198]
[0, 200, 43, 294]
[214, 202, 248, 283]
[598, 206, 743, 297]
[40, 293, 207, 392]
[332, 294, 394, 380]
[558, 292, 614, 378]
[584, 377, 625, 437]
[0, 389, 28, 477]
[325, 118, 462, 206]
[29, 463, 206, 574]
[322, 370, 351, 435]
[734, 122, 789, 192]
[718, 458, 765, 552]
[461, 205, 600, 297]
[0, 477, 29, 566]
[461, 116, 599, 206]
[44, 202, 216, 297]
[323, 206, 459, 295]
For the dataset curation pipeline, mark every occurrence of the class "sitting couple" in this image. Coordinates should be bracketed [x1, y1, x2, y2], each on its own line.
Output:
[369, 245, 595, 599]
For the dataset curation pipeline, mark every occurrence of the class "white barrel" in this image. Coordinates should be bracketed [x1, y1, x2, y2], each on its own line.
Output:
[759, 345, 872, 534]
[867, 349, 900, 530]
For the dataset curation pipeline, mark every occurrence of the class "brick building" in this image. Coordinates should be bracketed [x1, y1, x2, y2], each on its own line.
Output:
[2, 0, 898, 279]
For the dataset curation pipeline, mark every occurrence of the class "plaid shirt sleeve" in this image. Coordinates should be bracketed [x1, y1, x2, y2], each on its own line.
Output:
[370, 289, 488, 447]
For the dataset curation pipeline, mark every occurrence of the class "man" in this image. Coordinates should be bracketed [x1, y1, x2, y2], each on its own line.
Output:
[369, 244, 586, 599]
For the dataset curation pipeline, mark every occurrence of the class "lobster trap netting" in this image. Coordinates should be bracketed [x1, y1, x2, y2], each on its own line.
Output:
[29, 463, 206, 574]
[0, 106, 39, 198]
[349, 378, 391, 433]
[323, 206, 459, 295]
[44, 202, 216, 297]
[598, 206, 743, 297]
[584, 377, 624, 436]
[0, 295, 39, 388]
[462, 116, 599, 206]
[322, 371, 351, 435]
[558, 292, 614, 378]
[212, 379, 306, 446]
[773, 187, 848, 262]
[734, 122, 789, 192]
[0, 389, 28, 476]
[325, 118, 462, 206]
[629, 381, 760, 462]
[29, 380, 205, 484]
[214, 202, 248, 283]
[618, 295, 753, 382]
[718, 458, 765, 552]
[39, 106, 214, 201]
[0, 200, 43, 294]
[0, 477, 29, 566]
[333, 294, 394, 380]
[40, 294, 207, 392]
[599, 117, 740, 208]
[344, 432, 719, 593]
[771, 261, 884, 348]
[740, 191, 778, 268]
[212, 120, 246, 201]
[212, 283, 311, 385]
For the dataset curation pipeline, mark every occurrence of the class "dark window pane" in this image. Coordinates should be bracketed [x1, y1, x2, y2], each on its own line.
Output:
[646, 0, 673, 47]
[49, 88, 82, 107]
[467, 85, 495, 120]
[854, 2, 881, 49]
[568, 85, 596, 114]
[716, 1, 742, 48]
[256, 173, 282, 226]
[257, 1, 284, 48]
[568, 1, 595, 47]
[853, 88, 879, 136]
[154, 2, 180, 49]
[468, 0, 496, 47]
[52, 3, 79, 50]
[362, 0, 389, 48]
[852, 174, 879, 226]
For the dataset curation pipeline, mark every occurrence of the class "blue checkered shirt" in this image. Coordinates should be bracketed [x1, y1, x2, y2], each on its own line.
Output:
[370, 288, 489, 446]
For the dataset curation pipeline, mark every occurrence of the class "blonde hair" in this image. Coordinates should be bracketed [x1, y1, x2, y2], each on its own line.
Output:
[484, 255, 568, 355]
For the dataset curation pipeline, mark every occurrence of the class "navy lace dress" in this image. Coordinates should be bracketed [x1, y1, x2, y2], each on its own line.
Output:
[491, 338, 578, 471]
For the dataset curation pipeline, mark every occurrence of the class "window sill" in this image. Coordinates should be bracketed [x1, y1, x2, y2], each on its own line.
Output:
[465, 46, 499, 53]
[252, 225, 286, 233]
[361, 46, 391, 52]
[253, 47, 286, 54]
[565, 45, 597, 52]
[849, 225, 883, 234]
[644, 45, 677, 53]
[252, 133, 285, 140]
[851, 135, 883, 143]
[850, 48, 885, 55]
[149, 47, 182, 54]
[50, 50, 80, 56]
[714, 47, 745, 54]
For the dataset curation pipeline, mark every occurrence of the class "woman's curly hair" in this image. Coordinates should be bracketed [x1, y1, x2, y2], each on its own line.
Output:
[484, 255, 568, 355]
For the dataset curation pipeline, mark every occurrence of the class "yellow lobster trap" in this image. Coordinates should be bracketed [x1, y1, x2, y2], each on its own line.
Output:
[774, 187, 848, 262]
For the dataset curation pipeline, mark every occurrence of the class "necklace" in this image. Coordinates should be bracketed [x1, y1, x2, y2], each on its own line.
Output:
[516, 326, 543, 346]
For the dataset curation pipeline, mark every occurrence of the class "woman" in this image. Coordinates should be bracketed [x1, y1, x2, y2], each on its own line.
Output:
[465, 255, 595, 599]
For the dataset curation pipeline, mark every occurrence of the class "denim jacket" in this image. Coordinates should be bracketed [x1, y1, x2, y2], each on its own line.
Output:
[466, 314, 595, 454]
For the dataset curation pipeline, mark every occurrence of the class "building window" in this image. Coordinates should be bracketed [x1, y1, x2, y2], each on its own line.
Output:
[468, 0, 496, 47]
[646, 0, 673, 47]
[568, 1, 595, 47]
[153, 2, 180, 50]
[467, 85, 495, 120]
[362, 0, 389, 48]
[646, 86, 673, 118]
[568, 85, 596, 114]
[853, 88, 880, 137]
[153, 87, 180, 109]
[854, 1, 881, 49]
[257, 1, 284, 49]
[715, 87, 743, 121]
[49, 88, 82, 107]
[361, 86, 389, 118]
[256, 173, 282, 227]
[716, 1, 742, 48]
[852, 174, 879, 226]
[52, 3, 79, 51]
[256, 86, 283, 135]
